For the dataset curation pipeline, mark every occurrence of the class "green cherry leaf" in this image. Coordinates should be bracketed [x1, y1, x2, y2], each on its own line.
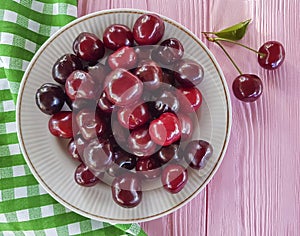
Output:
[214, 19, 251, 41]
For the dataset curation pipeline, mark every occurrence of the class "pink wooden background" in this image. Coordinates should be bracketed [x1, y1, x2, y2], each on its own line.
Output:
[78, 0, 300, 235]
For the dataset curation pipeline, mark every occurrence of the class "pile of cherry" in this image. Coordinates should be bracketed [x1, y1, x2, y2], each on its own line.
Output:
[35, 13, 213, 208]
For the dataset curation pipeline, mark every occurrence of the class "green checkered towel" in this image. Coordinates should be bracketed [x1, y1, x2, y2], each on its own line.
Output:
[0, 0, 146, 235]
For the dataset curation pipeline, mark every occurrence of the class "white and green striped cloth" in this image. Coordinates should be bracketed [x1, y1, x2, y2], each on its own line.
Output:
[0, 0, 146, 235]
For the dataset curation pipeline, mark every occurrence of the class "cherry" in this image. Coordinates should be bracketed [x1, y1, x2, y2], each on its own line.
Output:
[258, 41, 285, 70]
[135, 157, 161, 179]
[184, 140, 213, 169]
[103, 24, 134, 51]
[111, 173, 142, 208]
[74, 163, 101, 187]
[35, 83, 65, 115]
[117, 103, 150, 130]
[113, 148, 137, 170]
[161, 163, 188, 194]
[232, 74, 263, 102]
[162, 68, 176, 86]
[134, 59, 163, 90]
[128, 125, 158, 157]
[52, 54, 83, 85]
[97, 91, 115, 113]
[149, 112, 181, 146]
[75, 109, 106, 141]
[65, 70, 99, 101]
[74, 134, 87, 159]
[177, 87, 202, 113]
[154, 143, 183, 164]
[73, 32, 105, 63]
[82, 138, 114, 173]
[152, 38, 184, 64]
[174, 59, 204, 87]
[104, 68, 143, 106]
[67, 138, 82, 162]
[154, 89, 180, 115]
[48, 111, 73, 139]
[110, 118, 129, 147]
[178, 113, 193, 141]
[108, 46, 137, 70]
[133, 13, 165, 45]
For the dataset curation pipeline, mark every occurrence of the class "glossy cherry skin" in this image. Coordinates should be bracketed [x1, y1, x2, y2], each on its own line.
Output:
[258, 41, 285, 70]
[152, 38, 184, 64]
[184, 140, 213, 169]
[232, 74, 263, 102]
[52, 54, 83, 85]
[75, 109, 106, 141]
[154, 143, 182, 164]
[154, 89, 180, 115]
[111, 173, 142, 208]
[161, 163, 188, 194]
[97, 91, 115, 113]
[134, 59, 163, 90]
[65, 70, 99, 101]
[149, 112, 181, 146]
[108, 46, 137, 70]
[133, 13, 165, 45]
[104, 68, 143, 106]
[128, 125, 158, 157]
[67, 138, 82, 162]
[74, 163, 101, 187]
[174, 59, 204, 87]
[103, 24, 134, 51]
[48, 111, 73, 139]
[35, 83, 65, 115]
[178, 113, 193, 141]
[118, 103, 150, 130]
[135, 157, 161, 179]
[82, 138, 114, 173]
[177, 87, 202, 113]
[73, 32, 105, 63]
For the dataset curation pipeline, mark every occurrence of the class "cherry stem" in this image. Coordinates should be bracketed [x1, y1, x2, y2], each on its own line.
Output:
[215, 41, 243, 75]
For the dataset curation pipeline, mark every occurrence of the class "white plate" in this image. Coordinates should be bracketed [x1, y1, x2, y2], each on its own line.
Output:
[16, 9, 232, 223]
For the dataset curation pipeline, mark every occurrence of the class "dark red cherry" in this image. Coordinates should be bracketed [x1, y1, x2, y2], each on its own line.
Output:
[118, 103, 150, 130]
[74, 163, 101, 187]
[108, 46, 137, 70]
[134, 59, 163, 90]
[133, 13, 165, 45]
[128, 125, 158, 157]
[184, 140, 213, 169]
[174, 59, 204, 87]
[35, 83, 65, 115]
[110, 118, 130, 147]
[111, 173, 142, 208]
[152, 38, 184, 64]
[162, 68, 176, 86]
[97, 91, 115, 113]
[67, 138, 82, 162]
[104, 68, 143, 106]
[178, 113, 193, 141]
[161, 164, 188, 194]
[232, 74, 263, 102]
[103, 24, 134, 51]
[73, 32, 105, 63]
[149, 112, 181, 146]
[82, 138, 114, 173]
[48, 111, 73, 139]
[177, 87, 202, 113]
[154, 89, 180, 115]
[65, 70, 99, 101]
[155, 143, 183, 164]
[258, 41, 285, 70]
[136, 157, 161, 179]
[52, 54, 83, 85]
[75, 109, 106, 140]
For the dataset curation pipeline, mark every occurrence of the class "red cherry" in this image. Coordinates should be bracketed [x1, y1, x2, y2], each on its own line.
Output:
[48, 111, 73, 139]
[103, 24, 134, 51]
[149, 112, 181, 146]
[258, 41, 285, 70]
[161, 164, 188, 194]
[74, 163, 100, 187]
[178, 113, 193, 141]
[108, 46, 137, 70]
[97, 91, 115, 113]
[232, 74, 263, 102]
[104, 68, 143, 106]
[133, 13, 165, 45]
[73, 32, 105, 63]
[135, 157, 161, 179]
[177, 87, 202, 113]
